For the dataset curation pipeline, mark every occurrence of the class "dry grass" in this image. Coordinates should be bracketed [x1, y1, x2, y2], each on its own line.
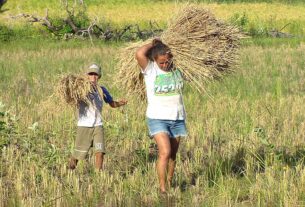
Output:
[1, 39, 305, 206]
[116, 5, 243, 98]
[56, 74, 103, 108]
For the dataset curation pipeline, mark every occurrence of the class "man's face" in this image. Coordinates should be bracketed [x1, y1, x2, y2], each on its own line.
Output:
[87, 72, 99, 84]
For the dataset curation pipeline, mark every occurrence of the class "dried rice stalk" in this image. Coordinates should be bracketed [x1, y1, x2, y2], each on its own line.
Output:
[55, 74, 103, 108]
[116, 4, 243, 98]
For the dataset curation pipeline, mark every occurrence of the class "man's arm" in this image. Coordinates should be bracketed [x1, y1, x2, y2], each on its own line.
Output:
[109, 99, 127, 108]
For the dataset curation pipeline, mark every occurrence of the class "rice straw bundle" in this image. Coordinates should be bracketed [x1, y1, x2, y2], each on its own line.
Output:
[116, 4, 243, 98]
[56, 74, 103, 108]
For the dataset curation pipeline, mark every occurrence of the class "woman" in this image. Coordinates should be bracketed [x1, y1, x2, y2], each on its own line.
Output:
[135, 39, 187, 193]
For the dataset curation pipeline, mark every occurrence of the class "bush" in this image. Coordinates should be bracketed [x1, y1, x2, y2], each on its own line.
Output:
[0, 102, 16, 150]
[0, 25, 15, 42]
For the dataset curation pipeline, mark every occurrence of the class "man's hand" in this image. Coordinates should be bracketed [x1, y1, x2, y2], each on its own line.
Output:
[109, 99, 127, 108]
[117, 99, 128, 106]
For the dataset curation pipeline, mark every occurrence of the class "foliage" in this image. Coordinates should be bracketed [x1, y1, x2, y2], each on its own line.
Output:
[0, 25, 14, 41]
[0, 102, 17, 150]
[1, 1, 305, 41]
[191, 0, 305, 3]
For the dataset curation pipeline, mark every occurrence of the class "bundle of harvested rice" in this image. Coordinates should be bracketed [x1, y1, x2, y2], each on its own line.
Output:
[116, 4, 243, 98]
[56, 74, 103, 107]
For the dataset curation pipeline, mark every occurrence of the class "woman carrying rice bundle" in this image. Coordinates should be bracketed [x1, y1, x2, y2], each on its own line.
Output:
[136, 39, 187, 193]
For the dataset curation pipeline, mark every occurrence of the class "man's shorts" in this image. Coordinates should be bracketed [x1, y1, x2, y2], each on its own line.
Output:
[146, 118, 188, 139]
[72, 126, 105, 160]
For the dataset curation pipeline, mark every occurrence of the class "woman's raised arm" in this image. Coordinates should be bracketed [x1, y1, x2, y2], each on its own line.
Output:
[135, 42, 153, 70]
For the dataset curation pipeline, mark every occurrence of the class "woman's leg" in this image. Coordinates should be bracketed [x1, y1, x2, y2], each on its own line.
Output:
[167, 138, 180, 186]
[154, 133, 171, 193]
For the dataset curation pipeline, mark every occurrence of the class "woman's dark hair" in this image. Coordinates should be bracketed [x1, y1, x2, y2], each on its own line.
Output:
[146, 39, 173, 61]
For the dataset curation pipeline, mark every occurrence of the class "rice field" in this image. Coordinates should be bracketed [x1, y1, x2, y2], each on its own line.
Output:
[1, 1, 305, 36]
[0, 37, 305, 206]
[1, 0, 305, 206]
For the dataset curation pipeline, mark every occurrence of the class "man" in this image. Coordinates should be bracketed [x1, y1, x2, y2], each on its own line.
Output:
[69, 63, 127, 170]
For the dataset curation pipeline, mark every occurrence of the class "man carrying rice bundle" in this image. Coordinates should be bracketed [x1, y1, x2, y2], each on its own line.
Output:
[68, 63, 127, 171]
[136, 39, 187, 194]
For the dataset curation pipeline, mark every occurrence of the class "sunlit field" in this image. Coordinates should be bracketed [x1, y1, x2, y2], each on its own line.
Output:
[1, 1, 305, 35]
[0, 38, 305, 206]
[1, 0, 305, 206]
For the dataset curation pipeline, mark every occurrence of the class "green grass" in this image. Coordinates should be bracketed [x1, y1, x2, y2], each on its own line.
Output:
[2, 0, 305, 8]
[1, 1, 305, 206]
[0, 38, 305, 206]
[1, 1, 305, 39]
[195, 0, 305, 3]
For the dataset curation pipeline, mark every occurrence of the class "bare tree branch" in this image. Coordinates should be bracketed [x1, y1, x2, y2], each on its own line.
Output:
[9, 5, 163, 41]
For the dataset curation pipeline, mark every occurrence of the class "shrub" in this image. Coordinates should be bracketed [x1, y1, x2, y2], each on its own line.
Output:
[0, 25, 14, 42]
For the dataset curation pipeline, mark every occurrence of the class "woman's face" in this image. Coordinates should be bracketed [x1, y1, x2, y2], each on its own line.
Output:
[155, 54, 172, 71]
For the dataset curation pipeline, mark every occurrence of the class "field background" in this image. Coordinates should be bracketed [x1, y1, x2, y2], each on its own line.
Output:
[1, 0, 305, 38]
[1, 0, 305, 206]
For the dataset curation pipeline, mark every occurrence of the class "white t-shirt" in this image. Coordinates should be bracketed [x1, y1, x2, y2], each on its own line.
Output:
[77, 86, 113, 127]
[142, 61, 186, 120]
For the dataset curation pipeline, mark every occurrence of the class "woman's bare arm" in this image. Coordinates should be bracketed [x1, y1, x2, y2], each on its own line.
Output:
[135, 42, 153, 70]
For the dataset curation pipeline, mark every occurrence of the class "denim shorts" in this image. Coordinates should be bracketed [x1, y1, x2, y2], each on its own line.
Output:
[147, 118, 187, 138]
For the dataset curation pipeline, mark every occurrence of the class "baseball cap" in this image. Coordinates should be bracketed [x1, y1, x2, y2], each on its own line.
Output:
[86, 63, 101, 77]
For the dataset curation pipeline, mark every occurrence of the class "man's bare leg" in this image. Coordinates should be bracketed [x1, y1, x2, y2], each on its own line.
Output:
[95, 152, 104, 170]
[69, 157, 78, 170]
